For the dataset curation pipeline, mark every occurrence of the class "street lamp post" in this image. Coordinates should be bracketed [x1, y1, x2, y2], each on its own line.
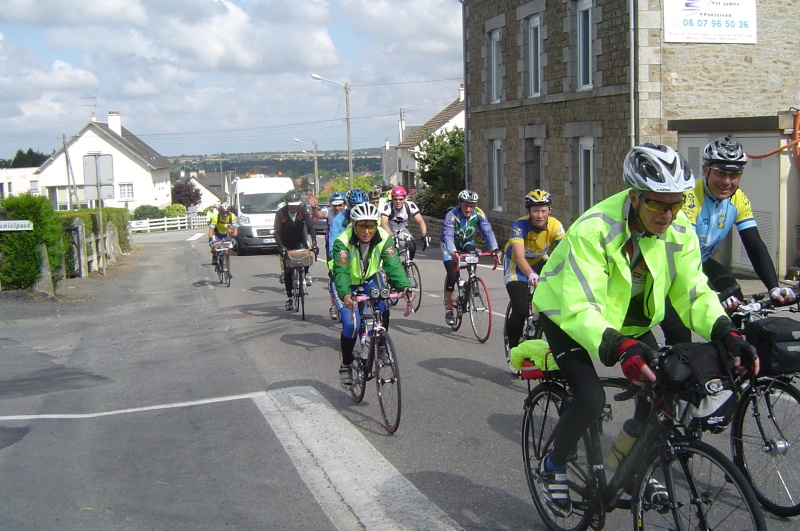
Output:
[311, 73, 353, 189]
[294, 138, 319, 196]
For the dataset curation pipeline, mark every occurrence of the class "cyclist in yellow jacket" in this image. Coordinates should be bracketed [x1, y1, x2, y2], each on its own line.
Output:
[332, 202, 411, 390]
[531, 143, 758, 517]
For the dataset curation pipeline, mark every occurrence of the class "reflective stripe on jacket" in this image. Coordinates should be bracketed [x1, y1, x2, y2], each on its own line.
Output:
[532, 190, 726, 360]
[332, 226, 410, 298]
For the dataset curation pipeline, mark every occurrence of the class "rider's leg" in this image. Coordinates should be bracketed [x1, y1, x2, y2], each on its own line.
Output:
[407, 238, 417, 261]
[505, 280, 529, 349]
[540, 315, 606, 467]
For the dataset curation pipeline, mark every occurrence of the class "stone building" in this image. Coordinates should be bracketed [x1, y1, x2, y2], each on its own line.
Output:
[462, 0, 800, 273]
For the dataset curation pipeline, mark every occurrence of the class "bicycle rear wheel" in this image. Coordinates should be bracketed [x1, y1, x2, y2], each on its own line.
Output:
[349, 353, 367, 403]
[633, 440, 766, 530]
[374, 333, 401, 433]
[406, 262, 422, 313]
[468, 276, 492, 343]
[731, 376, 800, 516]
[524, 384, 593, 531]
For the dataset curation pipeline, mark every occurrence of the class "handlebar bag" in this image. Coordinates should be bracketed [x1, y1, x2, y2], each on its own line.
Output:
[744, 317, 800, 375]
[661, 341, 736, 433]
[286, 249, 314, 268]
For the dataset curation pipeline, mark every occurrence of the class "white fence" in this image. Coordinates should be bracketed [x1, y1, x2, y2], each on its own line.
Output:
[129, 215, 207, 233]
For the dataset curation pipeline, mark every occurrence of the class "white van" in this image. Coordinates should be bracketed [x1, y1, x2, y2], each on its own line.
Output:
[231, 176, 295, 255]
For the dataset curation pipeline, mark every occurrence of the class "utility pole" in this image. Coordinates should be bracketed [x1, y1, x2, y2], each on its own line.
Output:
[62, 135, 79, 209]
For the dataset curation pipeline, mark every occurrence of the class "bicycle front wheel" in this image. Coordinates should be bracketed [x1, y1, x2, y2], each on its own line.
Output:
[524, 384, 594, 531]
[731, 376, 800, 516]
[225, 254, 232, 288]
[216, 255, 225, 284]
[406, 262, 422, 313]
[349, 353, 367, 403]
[292, 270, 301, 315]
[468, 276, 492, 343]
[374, 333, 401, 433]
[298, 269, 306, 320]
[633, 439, 766, 531]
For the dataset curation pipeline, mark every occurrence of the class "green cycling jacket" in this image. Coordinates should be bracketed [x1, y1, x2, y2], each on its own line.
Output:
[532, 190, 727, 364]
[332, 226, 410, 298]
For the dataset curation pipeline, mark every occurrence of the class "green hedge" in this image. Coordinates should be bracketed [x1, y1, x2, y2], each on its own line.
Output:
[58, 207, 131, 252]
[0, 194, 64, 290]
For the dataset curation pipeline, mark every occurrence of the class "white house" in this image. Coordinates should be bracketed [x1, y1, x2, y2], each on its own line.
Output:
[0, 167, 39, 199]
[35, 112, 173, 211]
[395, 85, 465, 191]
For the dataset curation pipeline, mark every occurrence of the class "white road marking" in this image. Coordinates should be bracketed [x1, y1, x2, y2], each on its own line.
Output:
[0, 386, 461, 531]
[187, 232, 205, 241]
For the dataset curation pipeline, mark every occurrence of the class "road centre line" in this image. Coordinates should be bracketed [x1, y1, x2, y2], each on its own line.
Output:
[0, 386, 461, 530]
[187, 232, 205, 241]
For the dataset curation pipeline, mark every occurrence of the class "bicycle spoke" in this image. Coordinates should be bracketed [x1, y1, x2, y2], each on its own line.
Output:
[375, 334, 401, 433]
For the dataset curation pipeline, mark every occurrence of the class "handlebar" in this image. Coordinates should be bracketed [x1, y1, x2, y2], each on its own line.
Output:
[456, 251, 500, 271]
[213, 241, 234, 251]
[354, 289, 413, 317]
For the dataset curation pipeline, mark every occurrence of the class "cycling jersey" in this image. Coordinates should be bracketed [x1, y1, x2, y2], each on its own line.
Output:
[274, 204, 315, 252]
[682, 178, 756, 262]
[209, 212, 237, 236]
[503, 216, 565, 283]
[439, 206, 499, 259]
[381, 200, 421, 236]
[328, 209, 352, 259]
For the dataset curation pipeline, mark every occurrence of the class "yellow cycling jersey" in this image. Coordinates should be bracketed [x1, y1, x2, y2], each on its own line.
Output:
[503, 216, 565, 283]
[209, 212, 237, 236]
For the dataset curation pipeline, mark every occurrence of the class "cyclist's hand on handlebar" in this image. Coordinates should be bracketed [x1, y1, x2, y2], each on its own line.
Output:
[721, 331, 760, 376]
[770, 286, 796, 305]
[618, 338, 658, 386]
[420, 233, 429, 251]
[208, 238, 215, 247]
[721, 295, 741, 311]
[450, 251, 460, 263]
[402, 286, 412, 303]
[312, 244, 320, 257]
[342, 293, 354, 310]
[492, 248, 502, 261]
[527, 271, 539, 288]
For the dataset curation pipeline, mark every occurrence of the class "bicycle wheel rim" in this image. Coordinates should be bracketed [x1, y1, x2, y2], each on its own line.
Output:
[375, 334, 401, 433]
[468, 276, 492, 343]
[408, 262, 422, 313]
[633, 441, 766, 531]
[731, 378, 800, 516]
[299, 271, 305, 320]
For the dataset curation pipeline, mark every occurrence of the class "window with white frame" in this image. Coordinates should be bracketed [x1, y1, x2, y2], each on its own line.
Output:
[527, 15, 542, 97]
[491, 29, 502, 103]
[119, 183, 134, 201]
[579, 137, 594, 213]
[578, 0, 593, 89]
[29, 180, 39, 194]
[490, 139, 503, 211]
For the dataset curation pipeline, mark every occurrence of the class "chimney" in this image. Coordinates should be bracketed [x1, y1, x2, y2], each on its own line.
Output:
[108, 111, 122, 136]
[90, 112, 97, 122]
[458, 83, 465, 102]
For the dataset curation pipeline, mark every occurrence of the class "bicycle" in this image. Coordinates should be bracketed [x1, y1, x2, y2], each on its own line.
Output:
[349, 287, 412, 434]
[522, 347, 766, 530]
[393, 233, 423, 313]
[212, 240, 233, 287]
[503, 285, 544, 375]
[445, 251, 498, 343]
[725, 293, 800, 516]
[285, 249, 316, 320]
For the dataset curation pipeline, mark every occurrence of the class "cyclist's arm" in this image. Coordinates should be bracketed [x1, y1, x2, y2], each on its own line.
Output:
[739, 227, 780, 292]
[413, 212, 427, 237]
[273, 211, 285, 253]
[382, 235, 411, 290]
[441, 210, 458, 254]
[510, 240, 534, 278]
[476, 210, 500, 251]
[301, 205, 317, 249]
[331, 236, 354, 307]
[380, 214, 393, 235]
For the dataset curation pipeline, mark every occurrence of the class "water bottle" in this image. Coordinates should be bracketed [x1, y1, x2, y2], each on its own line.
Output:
[605, 418, 645, 469]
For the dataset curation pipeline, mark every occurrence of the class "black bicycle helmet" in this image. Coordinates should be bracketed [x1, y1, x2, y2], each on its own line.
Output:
[284, 190, 303, 205]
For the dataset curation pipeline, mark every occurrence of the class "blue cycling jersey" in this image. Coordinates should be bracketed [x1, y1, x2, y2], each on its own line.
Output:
[682, 178, 757, 262]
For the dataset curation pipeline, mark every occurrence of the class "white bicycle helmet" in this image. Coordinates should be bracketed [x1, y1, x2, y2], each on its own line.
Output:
[349, 202, 381, 222]
[458, 189, 479, 203]
[703, 136, 748, 172]
[623, 143, 694, 193]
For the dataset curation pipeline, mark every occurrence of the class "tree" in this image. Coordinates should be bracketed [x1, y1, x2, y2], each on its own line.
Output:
[412, 127, 465, 216]
[171, 180, 202, 208]
[2, 148, 50, 168]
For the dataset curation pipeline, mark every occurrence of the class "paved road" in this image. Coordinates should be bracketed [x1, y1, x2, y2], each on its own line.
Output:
[0, 229, 795, 530]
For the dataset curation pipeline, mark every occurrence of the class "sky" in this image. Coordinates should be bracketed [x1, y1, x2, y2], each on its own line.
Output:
[0, 0, 465, 160]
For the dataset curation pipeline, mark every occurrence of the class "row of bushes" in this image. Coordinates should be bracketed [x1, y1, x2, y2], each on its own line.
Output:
[133, 204, 188, 220]
[0, 194, 131, 291]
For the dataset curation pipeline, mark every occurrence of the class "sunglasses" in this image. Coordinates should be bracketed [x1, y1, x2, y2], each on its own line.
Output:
[638, 194, 685, 216]
[354, 223, 378, 232]
[710, 167, 743, 179]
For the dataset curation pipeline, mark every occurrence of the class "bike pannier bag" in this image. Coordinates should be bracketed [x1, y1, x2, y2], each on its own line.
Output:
[661, 341, 736, 433]
[744, 317, 800, 375]
[286, 249, 314, 268]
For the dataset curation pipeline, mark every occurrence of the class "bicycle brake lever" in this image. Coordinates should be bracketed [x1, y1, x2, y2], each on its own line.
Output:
[613, 384, 640, 402]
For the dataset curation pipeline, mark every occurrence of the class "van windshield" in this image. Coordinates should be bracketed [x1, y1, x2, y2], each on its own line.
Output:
[238, 192, 286, 214]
